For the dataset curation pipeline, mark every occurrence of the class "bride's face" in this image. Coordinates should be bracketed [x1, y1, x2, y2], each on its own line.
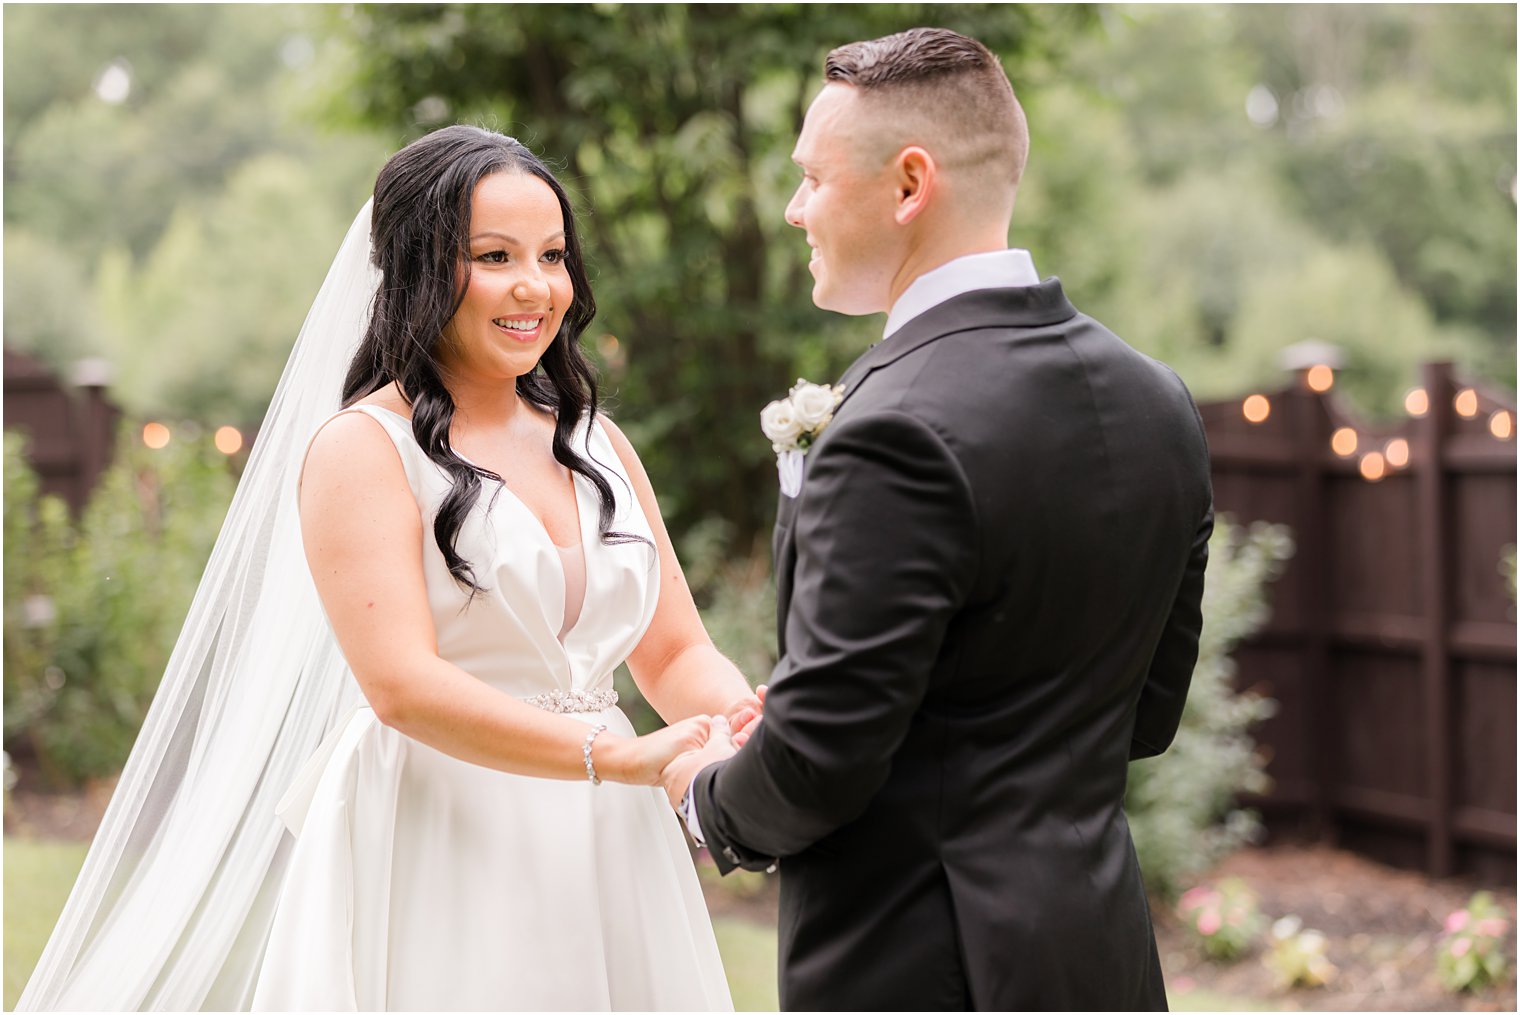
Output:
[440, 171, 575, 383]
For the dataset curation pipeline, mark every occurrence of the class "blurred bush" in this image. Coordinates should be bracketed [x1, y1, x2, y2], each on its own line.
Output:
[3, 424, 234, 784]
[1126, 515, 1294, 896]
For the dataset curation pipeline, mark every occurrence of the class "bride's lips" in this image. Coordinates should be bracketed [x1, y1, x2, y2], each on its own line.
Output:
[492, 314, 546, 342]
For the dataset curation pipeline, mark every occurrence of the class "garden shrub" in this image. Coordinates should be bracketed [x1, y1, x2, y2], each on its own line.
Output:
[3, 424, 234, 784]
[1125, 515, 1293, 896]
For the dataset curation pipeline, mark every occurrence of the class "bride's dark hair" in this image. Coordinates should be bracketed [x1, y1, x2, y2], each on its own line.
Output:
[342, 124, 638, 594]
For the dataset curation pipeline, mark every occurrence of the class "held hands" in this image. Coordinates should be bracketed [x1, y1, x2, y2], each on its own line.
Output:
[606, 684, 765, 790]
[723, 684, 767, 748]
[605, 716, 714, 786]
[660, 714, 739, 809]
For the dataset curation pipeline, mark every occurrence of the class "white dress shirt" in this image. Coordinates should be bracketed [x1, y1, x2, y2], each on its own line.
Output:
[680, 247, 1041, 848]
[883, 247, 1040, 339]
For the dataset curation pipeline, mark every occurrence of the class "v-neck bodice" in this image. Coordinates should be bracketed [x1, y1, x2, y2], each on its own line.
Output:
[338, 404, 660, 695]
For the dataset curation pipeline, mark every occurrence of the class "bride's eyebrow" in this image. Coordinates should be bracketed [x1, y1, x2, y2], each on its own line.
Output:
[470, 230, 567, 245]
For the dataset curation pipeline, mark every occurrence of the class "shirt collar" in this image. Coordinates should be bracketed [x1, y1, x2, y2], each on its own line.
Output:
[883, 248, 1040, 339]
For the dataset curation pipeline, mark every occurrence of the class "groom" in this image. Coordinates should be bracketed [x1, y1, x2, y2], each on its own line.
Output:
[663, 27, 1212, 1011]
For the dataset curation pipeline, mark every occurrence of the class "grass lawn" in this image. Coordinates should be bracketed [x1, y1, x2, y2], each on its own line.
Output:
[5, 837, 1270, 1012]
[4, 837, 89, 1010]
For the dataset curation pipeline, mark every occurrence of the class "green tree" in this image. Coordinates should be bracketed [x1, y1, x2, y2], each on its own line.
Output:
[333, 3, 1095, 547]
[3, 4, 388, 420]
[1018, 5, 1514, 412]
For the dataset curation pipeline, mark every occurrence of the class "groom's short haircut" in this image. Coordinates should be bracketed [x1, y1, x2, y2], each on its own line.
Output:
[824, 28, 1028, 206]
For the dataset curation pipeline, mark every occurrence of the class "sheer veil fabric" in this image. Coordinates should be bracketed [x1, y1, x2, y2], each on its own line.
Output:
[18, 203, 381, 1010]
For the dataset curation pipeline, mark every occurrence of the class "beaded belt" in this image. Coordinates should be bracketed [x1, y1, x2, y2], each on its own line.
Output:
[523, 688, 619, 714]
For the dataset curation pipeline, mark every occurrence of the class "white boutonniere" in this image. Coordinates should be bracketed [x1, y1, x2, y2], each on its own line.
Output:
[761, 379, 845, 497]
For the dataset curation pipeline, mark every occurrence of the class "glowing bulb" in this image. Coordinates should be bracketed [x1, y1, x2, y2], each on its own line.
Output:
[1490, 411, 1514, 441]
[142, 422, 171, 449]
[1454, 388, 1479, 418]
[1305, 365, 1334, 393]
[1359, 452, 1386, 482]
[1384, 438, 1410, 469]
[1404, 388, 1429, 417]
[1242, 394, 1271, 424]
[214, 426, 244, 455]
[1331, 427, 1358, 457]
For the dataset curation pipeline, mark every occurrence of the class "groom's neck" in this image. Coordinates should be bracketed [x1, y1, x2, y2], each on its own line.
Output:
[886, 224, 1012, 309]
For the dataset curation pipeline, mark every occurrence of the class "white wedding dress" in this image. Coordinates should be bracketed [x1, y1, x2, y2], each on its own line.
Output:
[250, 405, 733, 1011]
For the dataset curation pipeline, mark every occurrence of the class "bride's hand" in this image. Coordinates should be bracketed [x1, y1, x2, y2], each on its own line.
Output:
[660, 715, 738, 809]
[603, 716, 713, 786]
[724, 684, 767, 741]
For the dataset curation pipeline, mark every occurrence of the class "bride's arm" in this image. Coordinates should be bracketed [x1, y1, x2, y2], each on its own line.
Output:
[299, 410, 709, 785]
[600, 416, 762, 728]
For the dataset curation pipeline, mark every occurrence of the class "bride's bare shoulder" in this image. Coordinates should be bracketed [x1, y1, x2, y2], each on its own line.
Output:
[301, 392, 411, 504]
[351, 381, 413, 420]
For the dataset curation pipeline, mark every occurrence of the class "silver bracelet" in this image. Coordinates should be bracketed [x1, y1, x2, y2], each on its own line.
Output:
[583, 723, 609, 785]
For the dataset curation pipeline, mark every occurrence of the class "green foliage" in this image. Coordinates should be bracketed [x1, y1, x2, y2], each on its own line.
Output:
[1176, 878, 1267, 962]
[93, 148, 384, 422]
[2, 425, 235, 784]
[1437, 892, 1512, 993]
[1024, 5, 1514, 418]
[3, 433, 76, 755]
[1126, 516, 1294, 897]
[2, 5, 388, 421]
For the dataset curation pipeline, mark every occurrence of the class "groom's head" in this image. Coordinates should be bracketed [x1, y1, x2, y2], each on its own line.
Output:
[786, 28, 1028, 315]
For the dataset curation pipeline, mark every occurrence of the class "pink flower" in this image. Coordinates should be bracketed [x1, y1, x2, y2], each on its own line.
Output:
[1198, 911, 1223, 936]
[1445, 909, 1470, 933]
[1179, 887, 1211, 912]
[1477, 918, 1509, 937]
[1172, 977, 1197, 993]
[1450, 937, 1473, 958]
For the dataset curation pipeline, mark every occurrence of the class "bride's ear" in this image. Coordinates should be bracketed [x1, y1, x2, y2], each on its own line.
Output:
[892, 146, 936, 226]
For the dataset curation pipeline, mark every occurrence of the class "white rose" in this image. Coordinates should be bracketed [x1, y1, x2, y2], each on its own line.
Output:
[761, 399, 804, 447]
[789, 382, 838, 429]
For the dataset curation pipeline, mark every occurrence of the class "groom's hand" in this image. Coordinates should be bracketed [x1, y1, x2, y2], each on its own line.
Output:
[661, 714, 738, 809]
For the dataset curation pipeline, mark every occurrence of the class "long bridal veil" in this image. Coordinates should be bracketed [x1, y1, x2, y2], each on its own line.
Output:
[18, 202, 380, 1011]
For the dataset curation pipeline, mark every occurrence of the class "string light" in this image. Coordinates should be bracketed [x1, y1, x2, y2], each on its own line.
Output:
[1454, 388, 1479, 418]
[142, 422, 171, 449]
[1242, 394, 1271, 424]
[1490, 411, 1514, 441]
[1305, 365, 1335, 393]
[1331, 427, 1358, 457]
[1404, 388, 1429, 417]
[214, 426, 244, 455]
[1359, 451, 1387, 482]
[1384, 438, 1410, 469]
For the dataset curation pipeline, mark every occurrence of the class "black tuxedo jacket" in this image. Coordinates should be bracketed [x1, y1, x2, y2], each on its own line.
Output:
[693, 281, 1212, 1011]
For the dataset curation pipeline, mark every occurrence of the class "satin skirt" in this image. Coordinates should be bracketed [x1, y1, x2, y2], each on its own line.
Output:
[251, 705, 733, 1011]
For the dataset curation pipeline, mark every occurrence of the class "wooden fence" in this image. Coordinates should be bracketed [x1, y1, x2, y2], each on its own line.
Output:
[3, 348, 121, 513]
[1200, 360, 1516, 883]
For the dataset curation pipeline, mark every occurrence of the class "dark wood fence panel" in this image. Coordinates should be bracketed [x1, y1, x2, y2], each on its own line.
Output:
[3, 348, 121, 513]
[1199, 360, 1516, 883]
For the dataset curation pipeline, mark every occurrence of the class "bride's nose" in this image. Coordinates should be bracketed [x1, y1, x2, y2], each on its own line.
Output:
[513, 274, 550, 304]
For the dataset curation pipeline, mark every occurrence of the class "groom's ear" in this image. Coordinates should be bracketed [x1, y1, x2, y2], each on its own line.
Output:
[892, 145, 936, 225]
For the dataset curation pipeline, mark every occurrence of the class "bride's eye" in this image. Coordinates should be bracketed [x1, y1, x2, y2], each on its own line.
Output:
[475, 250, 508, 264]
[542, 249, 567, 265]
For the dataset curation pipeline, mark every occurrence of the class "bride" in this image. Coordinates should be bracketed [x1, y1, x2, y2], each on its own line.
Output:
[18, 125, 756, 1011]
